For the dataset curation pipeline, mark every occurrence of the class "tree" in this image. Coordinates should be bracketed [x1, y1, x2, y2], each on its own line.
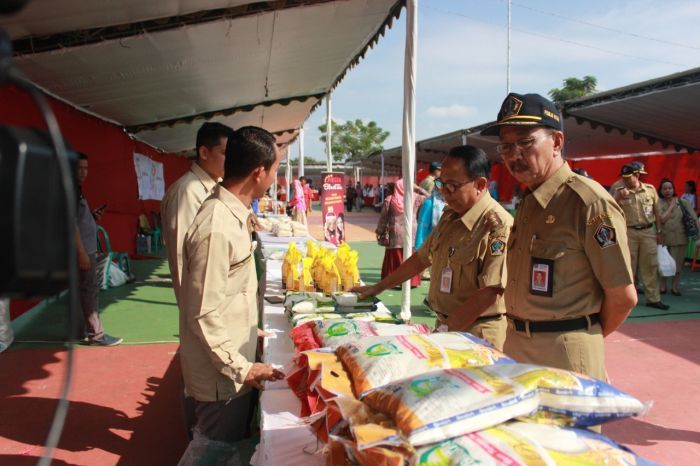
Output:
[548, 76, 598, 104]
[318, 119, 390, 162]
[288, 156, 322, 166]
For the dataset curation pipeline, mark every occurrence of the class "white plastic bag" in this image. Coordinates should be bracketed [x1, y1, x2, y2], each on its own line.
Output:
[657, 245, 676, 277]
[0, 298, 14, 353]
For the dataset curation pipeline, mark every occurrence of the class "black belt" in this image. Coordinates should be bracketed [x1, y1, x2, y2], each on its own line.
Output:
[507, 313, 600, 333]
[630, 223, 654, 230]
[435, 312, 503, 324]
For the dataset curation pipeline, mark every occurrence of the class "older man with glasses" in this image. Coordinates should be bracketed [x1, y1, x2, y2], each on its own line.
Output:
[482, 92, 636, 382]
[355, 145, 512, 350]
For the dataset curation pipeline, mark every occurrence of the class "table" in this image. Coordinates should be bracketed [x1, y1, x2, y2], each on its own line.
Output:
[250, 241, 325, 466]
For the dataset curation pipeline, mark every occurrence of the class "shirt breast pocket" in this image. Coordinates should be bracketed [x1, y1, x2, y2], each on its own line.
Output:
[453, 248, 479, 289]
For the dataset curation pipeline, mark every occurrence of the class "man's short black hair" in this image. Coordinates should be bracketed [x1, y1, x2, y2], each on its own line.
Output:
[78, 152, 88, 160]
[224, 126, 277, 180]
[446, 145, 491, 180]
[196, 122, 233, 153]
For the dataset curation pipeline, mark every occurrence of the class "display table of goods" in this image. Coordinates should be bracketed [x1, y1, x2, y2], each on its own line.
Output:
[252, 240, 658, 466]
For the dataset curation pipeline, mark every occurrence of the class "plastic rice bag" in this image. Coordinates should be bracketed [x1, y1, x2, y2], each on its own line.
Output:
[336, 332, 514, 397]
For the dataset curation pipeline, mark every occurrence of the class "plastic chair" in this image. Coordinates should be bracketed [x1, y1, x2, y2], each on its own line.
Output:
[97, 226, 132, 289]
[691, 243, 700, 272]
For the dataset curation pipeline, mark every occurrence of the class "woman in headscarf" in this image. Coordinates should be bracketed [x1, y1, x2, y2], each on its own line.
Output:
[376, 179, 429, 285]
[290, 179, 307, 225]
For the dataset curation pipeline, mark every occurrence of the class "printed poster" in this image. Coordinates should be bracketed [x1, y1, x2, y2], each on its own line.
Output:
[321, 172, 345, 245]
[133, 153, 165, 200]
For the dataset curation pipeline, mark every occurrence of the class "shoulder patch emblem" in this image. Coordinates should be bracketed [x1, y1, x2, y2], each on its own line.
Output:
[490, 238, 506, 255]
[594, 224, 617, 249]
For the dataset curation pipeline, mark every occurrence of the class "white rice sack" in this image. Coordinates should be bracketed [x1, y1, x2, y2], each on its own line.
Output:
[361, 363, 647, 447]
[337, 332, 514, 398]
[312, 320, 431, 349]
[411, 421, 659, 466]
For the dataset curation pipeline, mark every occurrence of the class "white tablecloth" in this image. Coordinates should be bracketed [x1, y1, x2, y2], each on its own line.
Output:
[251, 239, 325, 466]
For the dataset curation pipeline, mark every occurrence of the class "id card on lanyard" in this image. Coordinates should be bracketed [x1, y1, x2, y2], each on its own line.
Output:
[440, 246, 456, 294]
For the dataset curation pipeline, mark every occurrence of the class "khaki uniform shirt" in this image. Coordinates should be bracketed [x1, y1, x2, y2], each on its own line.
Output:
[505, 163, 633, 321]
[420, 175, 436, 194]
[179, 185, 258, 402]
[659, 197, 696, 246]
[161, 163, 219, 302]
[612, 182, 657, 227]
[417, 191, 512, 318]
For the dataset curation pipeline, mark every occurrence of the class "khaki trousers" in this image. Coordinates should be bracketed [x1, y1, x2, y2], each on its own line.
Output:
[467, 316, 507, 351]
[503, 320, 605, 381]
[627, 228, 660, 302]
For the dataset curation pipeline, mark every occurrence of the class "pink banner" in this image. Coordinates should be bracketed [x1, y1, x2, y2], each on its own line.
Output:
[321, 172, 345, 245]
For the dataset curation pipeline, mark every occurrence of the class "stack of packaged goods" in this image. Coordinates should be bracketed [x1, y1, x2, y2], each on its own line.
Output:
[280, 326, 657, 465]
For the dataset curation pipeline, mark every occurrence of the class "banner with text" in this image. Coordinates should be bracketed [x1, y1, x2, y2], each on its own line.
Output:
[321, 172, 346, 245]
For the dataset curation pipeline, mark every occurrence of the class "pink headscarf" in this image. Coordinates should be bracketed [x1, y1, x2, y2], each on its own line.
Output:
[292, 179, 306, 210]
[389, 179, 405, 214]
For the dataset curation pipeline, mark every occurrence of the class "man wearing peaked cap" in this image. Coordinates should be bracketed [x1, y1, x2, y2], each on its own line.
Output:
[611, 161, 669, 310]
[484, 92, 637, 382]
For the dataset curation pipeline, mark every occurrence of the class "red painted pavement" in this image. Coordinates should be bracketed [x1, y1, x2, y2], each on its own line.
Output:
[0, 344, 187, 466]
[604, 320, 700, 465]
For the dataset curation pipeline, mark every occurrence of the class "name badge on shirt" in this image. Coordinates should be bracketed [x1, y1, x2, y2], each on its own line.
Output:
[644, 205, 653, 217]
[440, 266, 453, 293]
[530, 258, 554, 297]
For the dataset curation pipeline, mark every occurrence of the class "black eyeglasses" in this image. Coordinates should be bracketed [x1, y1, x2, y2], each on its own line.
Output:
[495, 135, 544, 155]
[434, 178, 474, 193]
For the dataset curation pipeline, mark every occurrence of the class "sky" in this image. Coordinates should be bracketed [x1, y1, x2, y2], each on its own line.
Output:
[296, 0, 700, 161]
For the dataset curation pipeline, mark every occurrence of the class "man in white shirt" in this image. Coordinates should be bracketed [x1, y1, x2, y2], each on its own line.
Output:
[161, 122, 233, 304]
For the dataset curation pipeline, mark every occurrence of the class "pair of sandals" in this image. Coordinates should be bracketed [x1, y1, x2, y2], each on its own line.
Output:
[660, 289, 682, 296]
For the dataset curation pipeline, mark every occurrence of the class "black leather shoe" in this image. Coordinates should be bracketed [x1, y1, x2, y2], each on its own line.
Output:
[646, 301, 670, 310]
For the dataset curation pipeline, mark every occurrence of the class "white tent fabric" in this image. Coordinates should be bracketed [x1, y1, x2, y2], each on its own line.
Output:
[400, 0, 417, 322]
[4, 0, 402, 153]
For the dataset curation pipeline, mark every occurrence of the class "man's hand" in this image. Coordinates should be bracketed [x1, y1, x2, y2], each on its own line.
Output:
[91, 204, 107, 221]
[243, 363, 285, 390]
[78, 250, 91, 271]
[257, 328, 273, 338]
[352, 285, 378, 301]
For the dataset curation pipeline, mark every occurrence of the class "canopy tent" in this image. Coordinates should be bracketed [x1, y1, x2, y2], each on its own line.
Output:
[1, 0, 405, 153]
[353, 66, 700, 179]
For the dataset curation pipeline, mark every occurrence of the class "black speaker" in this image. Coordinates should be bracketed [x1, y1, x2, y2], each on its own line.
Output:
[0, 125, 77, 297]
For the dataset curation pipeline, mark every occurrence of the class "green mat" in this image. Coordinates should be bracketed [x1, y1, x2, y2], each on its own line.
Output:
[10, 241, 699, 350]
[11, 256, 180, 349]
[349, 241, 700, 325]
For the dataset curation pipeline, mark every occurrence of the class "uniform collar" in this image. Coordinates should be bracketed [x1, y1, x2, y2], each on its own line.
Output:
[190, 162, 219, 192]
[460, 191, 493, 231]
[213, 184, 251, 225]
[531, 162, 572, 209]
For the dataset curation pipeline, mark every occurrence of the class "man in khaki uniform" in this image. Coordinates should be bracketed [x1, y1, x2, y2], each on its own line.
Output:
[482, 93, 637, 380]
[161, 122, 232, 304]
[179, 126, 284, 454]
[420, 161, 441, 194]
[356, 146, 512, 350]
[610, 163, 669, 310]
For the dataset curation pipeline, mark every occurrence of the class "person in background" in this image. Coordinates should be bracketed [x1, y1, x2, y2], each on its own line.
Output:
[573, 167, 591, 178]
[657, 178, 698, 295]
[75, 152, 122, 346]
[179, 126, 285, 461]
[301, 176, 313, 215]
[482, 92, 636, 381]
[355, 182, 364, 211]
[345, 182, 355, 212]
[375, 179, 428, 287]
[358, 146, 512, 349]
[611, 162, 669, 310]
[420, 161, 441, 194]
[162, 122, 233, 305]
[681, 180, 697, 212]
[290, 178, 307, 225]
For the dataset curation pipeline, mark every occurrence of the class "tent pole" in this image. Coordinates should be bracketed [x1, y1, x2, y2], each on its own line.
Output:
[400, 0, 418, 322]
[298, 126, 305, 177]
[380, 150, 385, 203]
[326, 95, 333, 172]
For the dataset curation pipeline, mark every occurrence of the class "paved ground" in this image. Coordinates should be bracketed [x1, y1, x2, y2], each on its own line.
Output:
[2, 205, 698, 465]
